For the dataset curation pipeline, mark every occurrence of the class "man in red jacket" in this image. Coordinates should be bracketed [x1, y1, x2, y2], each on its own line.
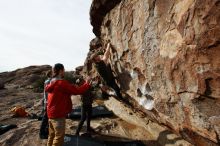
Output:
[46, 63, 91, 146]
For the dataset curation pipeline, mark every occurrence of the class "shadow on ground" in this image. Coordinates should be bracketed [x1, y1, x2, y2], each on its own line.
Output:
[64, 130, 185, 146]
[143, 130, 184, 146]
[64, 134, 145, 146]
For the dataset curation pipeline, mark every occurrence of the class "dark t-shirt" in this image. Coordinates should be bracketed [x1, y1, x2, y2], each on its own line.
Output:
[95, 61, 115, 85]
[81, 83, 99, 106]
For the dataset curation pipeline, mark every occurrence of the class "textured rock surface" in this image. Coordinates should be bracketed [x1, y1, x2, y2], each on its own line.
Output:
[104, 97, 192, 146]
[88, 0, 220, 145]
[0, 65, 51, 88]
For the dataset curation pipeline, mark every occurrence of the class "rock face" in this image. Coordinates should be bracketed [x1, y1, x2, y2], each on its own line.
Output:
[88, 0, 220, 145]
[0, 65, 51, 89]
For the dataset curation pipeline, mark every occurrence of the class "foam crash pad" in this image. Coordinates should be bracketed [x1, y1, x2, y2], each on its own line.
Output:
[0, 124, 17, 135]
[64, 134, 145, 146]
[68, 105, 114, 119]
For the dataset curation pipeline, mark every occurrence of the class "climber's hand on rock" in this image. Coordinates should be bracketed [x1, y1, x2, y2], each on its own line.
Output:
[107, 42, 111, 49]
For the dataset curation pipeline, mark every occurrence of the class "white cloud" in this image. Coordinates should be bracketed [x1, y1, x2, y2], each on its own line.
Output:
[0, 0, 94, 72]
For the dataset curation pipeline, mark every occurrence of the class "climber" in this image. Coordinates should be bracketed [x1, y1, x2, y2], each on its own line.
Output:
[90, 40, 123, 100]
[75, 77, 100, 136]
[39, 70, 52, 139]
[45, 63, 91, 146]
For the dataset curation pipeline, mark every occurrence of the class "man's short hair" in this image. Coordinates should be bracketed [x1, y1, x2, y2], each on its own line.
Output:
[75, 66, 83, 72]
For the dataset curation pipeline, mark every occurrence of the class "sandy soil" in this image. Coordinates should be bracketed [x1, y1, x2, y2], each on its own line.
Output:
[0, 86, 187, 146]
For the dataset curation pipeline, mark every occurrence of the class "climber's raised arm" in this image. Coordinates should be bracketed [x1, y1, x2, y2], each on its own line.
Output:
[102, 43, 111, 64]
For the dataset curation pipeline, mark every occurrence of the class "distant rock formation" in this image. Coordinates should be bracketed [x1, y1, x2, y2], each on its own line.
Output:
[0, 65, 51, 89]
[86, 0, 220, 145]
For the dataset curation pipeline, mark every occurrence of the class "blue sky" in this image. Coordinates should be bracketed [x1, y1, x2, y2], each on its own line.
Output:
[0, 0, 94, 72]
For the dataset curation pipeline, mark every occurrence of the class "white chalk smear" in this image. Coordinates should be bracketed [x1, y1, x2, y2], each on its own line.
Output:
[139, 97, 154, 110]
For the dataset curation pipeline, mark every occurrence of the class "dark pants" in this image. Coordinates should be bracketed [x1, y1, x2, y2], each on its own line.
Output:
[75, 104, 92, 135]
[106, 80, 133, 106]
[39, 108, 49, 139]
[107, 80, 123, 99]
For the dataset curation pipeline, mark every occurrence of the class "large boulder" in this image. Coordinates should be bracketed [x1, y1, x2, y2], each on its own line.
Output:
[88, 0, 220, 145]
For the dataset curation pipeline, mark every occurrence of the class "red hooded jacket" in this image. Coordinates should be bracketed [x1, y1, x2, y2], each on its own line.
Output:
[45, 79, 90, 119]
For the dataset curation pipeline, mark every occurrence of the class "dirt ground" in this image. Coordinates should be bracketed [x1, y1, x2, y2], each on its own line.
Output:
[0, 86, 188, 146]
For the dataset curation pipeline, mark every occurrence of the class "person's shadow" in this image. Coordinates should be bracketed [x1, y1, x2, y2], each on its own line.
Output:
[64, 133, 145, 146]
[143, 130, 184, 146]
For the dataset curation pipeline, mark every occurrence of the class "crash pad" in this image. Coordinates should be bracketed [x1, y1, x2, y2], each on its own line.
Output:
[64, 135, 103, 146]
[0, 124, 17, 135]
[68, 105, 114, 119]
[64, 134, 145, 146]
